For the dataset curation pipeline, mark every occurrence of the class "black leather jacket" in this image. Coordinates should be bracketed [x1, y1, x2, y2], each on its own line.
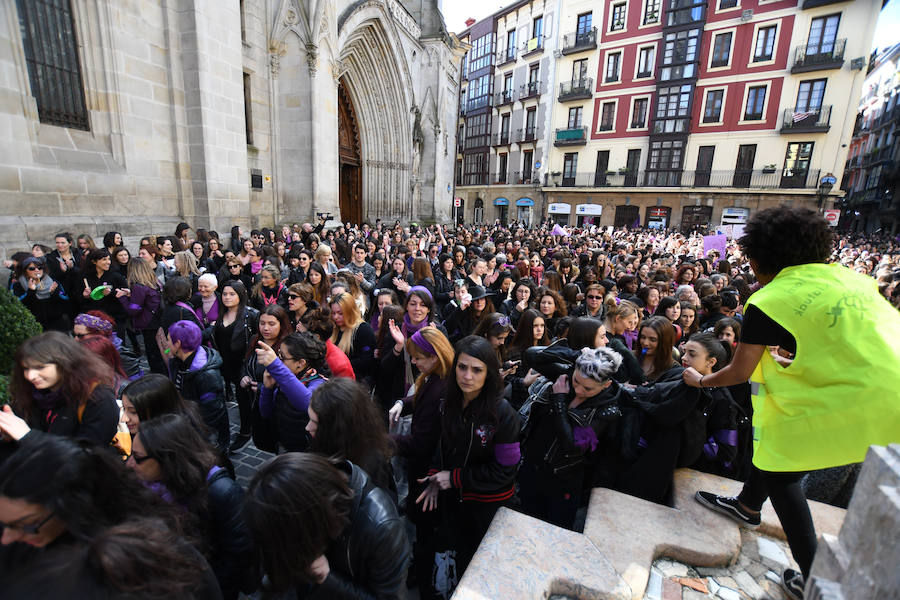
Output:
[302, 461, 409, 599]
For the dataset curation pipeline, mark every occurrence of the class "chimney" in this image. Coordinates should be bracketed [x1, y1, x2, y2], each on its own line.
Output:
[465, 18, 476, 27]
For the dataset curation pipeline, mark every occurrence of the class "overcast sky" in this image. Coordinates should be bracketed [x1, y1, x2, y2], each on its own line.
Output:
[441, 0, 900, 52]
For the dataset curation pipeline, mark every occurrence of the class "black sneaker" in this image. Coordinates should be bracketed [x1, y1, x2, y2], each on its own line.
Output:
[694, 491, 761, 528]
[781, 568, 804, 599]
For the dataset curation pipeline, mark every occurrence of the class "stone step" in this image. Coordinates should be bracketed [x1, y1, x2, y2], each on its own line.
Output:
[672, 469, 846, 542]
[453, 507, 630, 600]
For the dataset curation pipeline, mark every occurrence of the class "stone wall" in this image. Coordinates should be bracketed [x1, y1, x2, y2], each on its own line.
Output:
[0, 0, 250, 256]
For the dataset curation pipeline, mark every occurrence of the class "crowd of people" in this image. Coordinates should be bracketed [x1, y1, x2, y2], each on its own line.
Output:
[1, 210, 899, 600]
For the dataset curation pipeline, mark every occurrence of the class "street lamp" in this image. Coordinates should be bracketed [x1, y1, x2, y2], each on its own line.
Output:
[817, 172, 836, 212]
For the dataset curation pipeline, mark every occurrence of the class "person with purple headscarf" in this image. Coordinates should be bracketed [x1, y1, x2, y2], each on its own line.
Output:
[518, 346, 627, 530]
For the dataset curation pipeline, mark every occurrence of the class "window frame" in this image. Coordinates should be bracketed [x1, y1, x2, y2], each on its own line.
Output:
[708, 29, 735, 70]
[597, 99, 619, 133]
[603, 50, 623, 84]
[740, 82, 770, 123]
[609, 2, 628, 33]
[627, 95, 652, 131]
[641, 0, 661, 27]
[635, 44, 656, 80]
[568, 106, 584, 129]
[751, 23, 778, 65]
[701, 87, 727, 125]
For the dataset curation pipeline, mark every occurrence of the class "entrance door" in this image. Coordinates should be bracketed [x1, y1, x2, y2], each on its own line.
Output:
[338, 81, 362, 225]
[625, 149, 640, 186]
[594, 150, 609, 186]
[733, 144, 756, 188]
[614, 205, 640, 228]
[695, 146, 714, 187]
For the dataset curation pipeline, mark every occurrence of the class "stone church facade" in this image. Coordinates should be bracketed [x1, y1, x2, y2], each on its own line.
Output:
[0, 0, 464, 253]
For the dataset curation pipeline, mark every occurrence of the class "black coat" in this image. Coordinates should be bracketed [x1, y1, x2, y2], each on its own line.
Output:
[20, 385, 119, 447]
[12, 279, 70, 332]
[205, 467, 255, 599]
[300, 461, 409, 599]
[334, 322, 376, 384]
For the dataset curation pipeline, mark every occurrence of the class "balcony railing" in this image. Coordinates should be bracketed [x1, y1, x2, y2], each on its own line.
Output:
[496, 47, 517, 66]
[517, 127, 537, 143]
[558, 78, 593, 102]
[496, 171, 508, 184]
[494, 90, 515, 107]
[561, 28, 597, 55]
[791, 39, 845, 73]
[554, 126, 587, 147]
[520, 81, 542, 101]
[552, 168, 822, 189]
[492, 133, 511, 146]
[781, 106, 831, 133]
[521, 37, 544, 56]
[510, 171, 539, 185]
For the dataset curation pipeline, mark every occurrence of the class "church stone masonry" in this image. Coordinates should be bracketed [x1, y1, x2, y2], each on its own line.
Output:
[0, 0, 464, 255]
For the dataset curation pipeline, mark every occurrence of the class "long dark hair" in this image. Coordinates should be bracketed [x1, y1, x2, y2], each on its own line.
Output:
[11, 331, 112, 422]
[309, 379, 394, 468]
[508, 308, 549, 352]
[636, 316, 677, 379]
[567, 317, 603, 351]
[0, 432, 180, 542]
[443, 336, 504, 440]
[280, 332, 332, 378]
[247, 304, 291, 357]
[120, 374, 205, 432]
[245, 454, 353, 593]
[136, 414, 219, 516]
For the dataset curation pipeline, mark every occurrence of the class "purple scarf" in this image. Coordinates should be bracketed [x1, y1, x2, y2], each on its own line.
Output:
[402, 312, 428, 339]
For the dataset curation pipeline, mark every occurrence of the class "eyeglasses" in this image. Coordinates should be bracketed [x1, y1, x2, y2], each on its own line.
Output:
[587, 295, 602, 300]
[26, 266, 42, 271]
[278, 352, 296, 362]
[230, 264, 242, 268]
[287, 294, 300, 300]
[73, 332, 88, 339]
[128, 452, 153, 464]
[2, 511, 56, 535]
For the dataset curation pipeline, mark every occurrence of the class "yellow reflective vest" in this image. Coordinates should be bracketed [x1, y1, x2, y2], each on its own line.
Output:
[745, 263, 900, 472]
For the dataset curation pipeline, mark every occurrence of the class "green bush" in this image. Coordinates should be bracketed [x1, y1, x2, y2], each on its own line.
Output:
[0, 374, 8, 406]
[0, 287, 43, 375]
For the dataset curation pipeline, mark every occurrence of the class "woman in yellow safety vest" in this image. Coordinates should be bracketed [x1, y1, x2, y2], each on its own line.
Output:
[682, 206, 900, 600]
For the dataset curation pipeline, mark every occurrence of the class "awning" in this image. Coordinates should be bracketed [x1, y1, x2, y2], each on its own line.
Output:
[515, 197, 534, 207]
[548, 203, 571, 214]
[494, 197, 509, 206]
[576, 203, 602, 215]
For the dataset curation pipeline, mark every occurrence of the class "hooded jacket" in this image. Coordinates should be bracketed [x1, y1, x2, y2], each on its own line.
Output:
[168, 346, 226, 409]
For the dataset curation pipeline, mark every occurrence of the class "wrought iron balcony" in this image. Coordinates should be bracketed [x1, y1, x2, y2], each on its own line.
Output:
[517, 127, 537, 143]
[554, 127, 587, 147]
[552, 169, 822, 189]
[791, 39, 845, 73]
[561, 28, 597, 56]
[495, 47, 517, 66]
[521, 37, 544, 57]
[558, 78, 593, 102]
[520, 81, 542, 101]
[492, 133, 512, 146]
[494, 90, 515, 107]
[780, 106, 831, 133]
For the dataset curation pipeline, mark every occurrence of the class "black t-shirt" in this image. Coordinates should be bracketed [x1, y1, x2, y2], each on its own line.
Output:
[740, 305, 797, 355]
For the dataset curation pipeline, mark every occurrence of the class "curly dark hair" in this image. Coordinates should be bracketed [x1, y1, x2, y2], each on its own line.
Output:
[738, 206, 833, 276]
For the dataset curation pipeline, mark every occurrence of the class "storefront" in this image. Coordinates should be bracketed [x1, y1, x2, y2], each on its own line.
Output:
[494, 197, 508, 224]
[516, 197, 534, 226]
[645, 206, 671, 229]
[681, 205, 713, 232]
[547, 202, 571, 226]
[575, 203, 603, 227]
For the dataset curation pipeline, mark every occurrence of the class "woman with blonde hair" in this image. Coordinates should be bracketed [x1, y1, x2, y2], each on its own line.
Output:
[329, 291, 376, 384]
[387, 326, 454, 592]
[117, 257, 164, 373]
[314, 244, 338, 276]
[173, 250, 201, 293]
[603, 299, 643, 383]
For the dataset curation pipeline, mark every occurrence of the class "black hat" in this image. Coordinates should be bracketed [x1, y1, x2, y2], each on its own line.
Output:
[468, 285, 491, 301]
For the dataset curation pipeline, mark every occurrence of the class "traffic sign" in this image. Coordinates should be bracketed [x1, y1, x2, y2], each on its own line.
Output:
[820, 175, 837, 186]
[454, 198, 461, 207]
[823, 210, 840, 226]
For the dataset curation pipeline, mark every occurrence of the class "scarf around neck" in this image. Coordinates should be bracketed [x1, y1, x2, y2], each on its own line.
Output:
[19, 274, 55, 300]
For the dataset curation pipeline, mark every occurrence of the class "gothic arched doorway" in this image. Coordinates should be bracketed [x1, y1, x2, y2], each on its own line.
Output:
[338, 80, 362, 225]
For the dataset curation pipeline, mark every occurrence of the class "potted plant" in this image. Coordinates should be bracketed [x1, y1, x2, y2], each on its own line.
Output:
[762, 164, 777, 174]
[618, 167, 631, 175]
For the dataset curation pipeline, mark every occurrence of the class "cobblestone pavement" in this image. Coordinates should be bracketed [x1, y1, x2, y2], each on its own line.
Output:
[641, 529, 798, 600]
[225, 400, 274, 488]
